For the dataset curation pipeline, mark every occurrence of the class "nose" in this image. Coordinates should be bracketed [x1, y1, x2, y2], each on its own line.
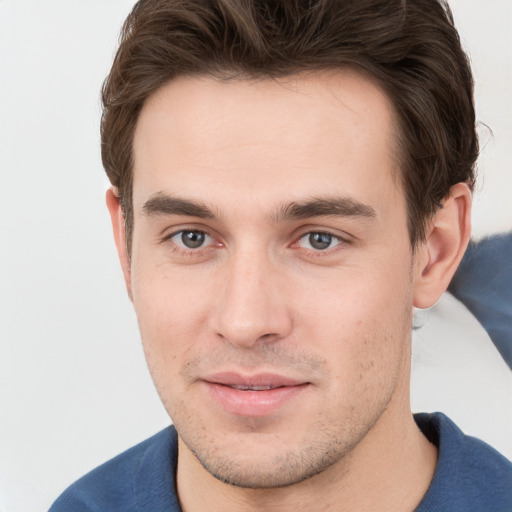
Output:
[211, 249, 293, 348]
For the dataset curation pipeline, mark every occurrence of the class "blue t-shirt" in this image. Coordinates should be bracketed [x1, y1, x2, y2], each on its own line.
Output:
[50, 413, 512, 511]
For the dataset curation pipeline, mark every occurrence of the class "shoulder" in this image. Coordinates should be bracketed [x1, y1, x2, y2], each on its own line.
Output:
[49, 426, 180, 512]
[415, 412, 512, 512]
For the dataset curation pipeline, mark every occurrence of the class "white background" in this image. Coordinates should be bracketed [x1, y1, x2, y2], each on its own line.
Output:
[0, 1, 511, 510]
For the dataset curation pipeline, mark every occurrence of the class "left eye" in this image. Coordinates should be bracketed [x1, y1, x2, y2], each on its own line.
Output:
[170, 230, 213, 249]
[297, 232, 342, 251]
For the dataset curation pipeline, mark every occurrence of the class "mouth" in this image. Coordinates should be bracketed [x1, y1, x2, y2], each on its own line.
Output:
[201, 372, 310, 417]
[227, 384, 282, 391]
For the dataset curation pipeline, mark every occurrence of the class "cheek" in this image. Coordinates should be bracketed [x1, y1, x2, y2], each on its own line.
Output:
[302, 259, 413, 383]
[133, 258, 211, 330]
[131, 267, 211, 385]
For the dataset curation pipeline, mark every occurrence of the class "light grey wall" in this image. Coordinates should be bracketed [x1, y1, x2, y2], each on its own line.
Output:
[0, 1, 510, 510]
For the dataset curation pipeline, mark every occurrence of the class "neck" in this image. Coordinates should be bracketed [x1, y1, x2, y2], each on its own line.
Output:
[176, 404, 437, 512]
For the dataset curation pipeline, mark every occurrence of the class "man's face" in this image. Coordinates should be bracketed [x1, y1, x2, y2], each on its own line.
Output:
[128, 72, 418, 487]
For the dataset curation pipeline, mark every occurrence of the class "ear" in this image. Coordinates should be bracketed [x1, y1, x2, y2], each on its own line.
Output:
[413, 183, 472, 309]
[106, 188, 133, 301]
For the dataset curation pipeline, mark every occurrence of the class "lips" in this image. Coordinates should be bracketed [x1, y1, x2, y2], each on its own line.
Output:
[201, 372, 309, 417]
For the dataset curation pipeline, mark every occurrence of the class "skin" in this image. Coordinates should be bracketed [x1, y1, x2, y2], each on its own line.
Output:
[107, 71, 471, 511]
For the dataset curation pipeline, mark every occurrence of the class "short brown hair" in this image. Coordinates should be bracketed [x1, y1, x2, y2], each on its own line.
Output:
[101, 0, 477, 252]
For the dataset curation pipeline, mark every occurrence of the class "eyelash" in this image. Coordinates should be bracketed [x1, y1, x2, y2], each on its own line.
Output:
[293, 230, 349, 256]
[161, 229, 218, 254]
[160, 228, 350, 257]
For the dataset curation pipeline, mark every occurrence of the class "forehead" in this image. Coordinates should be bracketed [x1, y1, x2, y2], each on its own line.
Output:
[132, 71, 400, 216]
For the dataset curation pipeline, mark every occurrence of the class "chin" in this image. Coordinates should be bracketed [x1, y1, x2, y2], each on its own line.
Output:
[178, 422, 358, 489]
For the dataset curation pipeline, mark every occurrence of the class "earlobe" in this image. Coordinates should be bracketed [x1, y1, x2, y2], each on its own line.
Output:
[106, 188, 133, 301]
[413, 183, 472, 309]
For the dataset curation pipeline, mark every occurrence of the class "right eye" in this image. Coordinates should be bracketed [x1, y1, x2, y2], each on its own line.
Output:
[169, 230, 214, 250]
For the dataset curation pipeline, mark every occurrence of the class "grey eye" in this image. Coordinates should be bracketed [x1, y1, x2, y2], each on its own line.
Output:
[298, 232, 341, 251]
[181, 231, 205, 248]
[309, 233, 332, 250]
[171, 230, 210, 249]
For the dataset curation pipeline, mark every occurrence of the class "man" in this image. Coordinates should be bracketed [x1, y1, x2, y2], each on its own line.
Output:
[50, 0, 512, 510]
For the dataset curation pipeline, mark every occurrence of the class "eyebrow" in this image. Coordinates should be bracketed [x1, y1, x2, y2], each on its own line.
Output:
[142, 192, 376, 222]
[142, 193, 216, 219]
[274, 196, 376, 222]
